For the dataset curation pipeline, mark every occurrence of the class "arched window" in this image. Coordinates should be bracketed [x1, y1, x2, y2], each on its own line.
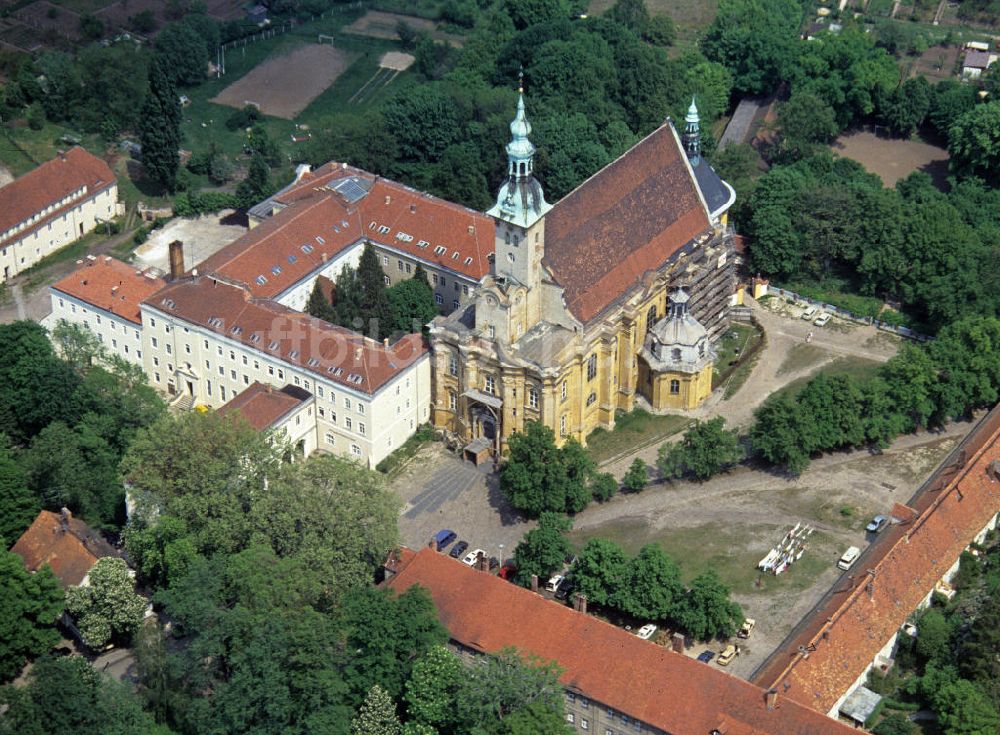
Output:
[519, 162, 526, 176]
[670, 379, 680, 395]
[671, 348, 682, 362]
[646, 304, 657, 332]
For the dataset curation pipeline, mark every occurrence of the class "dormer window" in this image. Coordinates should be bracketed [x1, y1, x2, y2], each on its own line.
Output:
[671, 348, 682, 362]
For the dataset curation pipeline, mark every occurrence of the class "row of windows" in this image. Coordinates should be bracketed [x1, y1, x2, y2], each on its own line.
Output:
[566, 695, 643, 732]
[324, 432, 363, 456]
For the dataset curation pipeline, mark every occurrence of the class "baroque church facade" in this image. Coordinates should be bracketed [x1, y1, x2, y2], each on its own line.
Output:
[429, 90, 737, 455]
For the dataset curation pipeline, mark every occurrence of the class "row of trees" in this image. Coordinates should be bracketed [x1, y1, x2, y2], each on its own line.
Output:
[305, 244, 439, 340]
[509, 513, 744, 641]
[750, 316, 1000, 474]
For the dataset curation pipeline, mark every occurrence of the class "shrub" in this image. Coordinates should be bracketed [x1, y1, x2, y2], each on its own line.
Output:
[622, 458, 649, 493]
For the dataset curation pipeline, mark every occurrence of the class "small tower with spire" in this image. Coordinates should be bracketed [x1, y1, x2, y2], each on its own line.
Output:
[487, 71, 551, 230]
[683, 97, 701, 166]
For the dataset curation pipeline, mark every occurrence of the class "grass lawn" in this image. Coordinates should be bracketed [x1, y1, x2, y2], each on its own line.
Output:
[376, 424, 437, 477]
[569, 516, 839, 595]
[586, 409, 690, 465]
[772, 355, 883, 401]
[776, 343, 828, 377]
[0, 121, 104, 177]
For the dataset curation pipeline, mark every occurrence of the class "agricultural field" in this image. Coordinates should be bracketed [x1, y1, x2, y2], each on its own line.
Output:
[588, 0, 719, 46]
[831, 129, 950, 188]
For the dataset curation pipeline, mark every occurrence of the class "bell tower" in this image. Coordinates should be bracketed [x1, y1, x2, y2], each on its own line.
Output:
[683, 97, 701, 166]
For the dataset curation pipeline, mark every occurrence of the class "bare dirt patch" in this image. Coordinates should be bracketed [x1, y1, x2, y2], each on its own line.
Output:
[211, 44, 356, 120]
[344, 10, 464, 45]
[0, 163, 13, 188]
[132, 211, 247, 273]
[831, 130, 950, 189]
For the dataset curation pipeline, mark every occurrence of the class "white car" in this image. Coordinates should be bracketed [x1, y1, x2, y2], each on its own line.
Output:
[545, 574, 565, 592]
[801, 306, 818, 320]
[813, 313, 831, 327]
[636, 623, 658, 640]
[462, 548, 486, 567]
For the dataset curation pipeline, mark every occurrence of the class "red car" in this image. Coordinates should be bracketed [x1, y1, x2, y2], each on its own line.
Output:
[498, 562, 517, 581]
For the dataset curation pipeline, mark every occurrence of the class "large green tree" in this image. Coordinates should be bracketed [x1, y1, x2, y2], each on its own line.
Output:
[673, 569, 743, 640]
[352, 685, 401, 735]
[657, 417, 744, 481]
[619, 544, 685, 622]
[0, 551, 63, 681]
[65, 557, 146, 649]
[512, 512, 572, 587]
[404, 645, 464, 732]
[500, 421, 594, 516]
[0, 441, 36, 545]
[387, 265, 439, 334]
[357, 243, 394, 340]
[139, 56, 181, 191]
[154, 22, 209, 86]
[948, 101, 1000, 183]
[569, 538, 629, 608]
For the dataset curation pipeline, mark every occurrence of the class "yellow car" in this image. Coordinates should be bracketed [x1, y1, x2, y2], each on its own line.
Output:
[716, 645, 739, 666]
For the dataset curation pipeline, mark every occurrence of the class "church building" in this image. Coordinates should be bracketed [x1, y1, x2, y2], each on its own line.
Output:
[429, 91, 737, 456]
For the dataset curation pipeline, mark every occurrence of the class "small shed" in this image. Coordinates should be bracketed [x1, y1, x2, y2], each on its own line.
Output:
[247, 4, 268, 24]
[962, 49, 997, 79]
[839, 686, 883, 727]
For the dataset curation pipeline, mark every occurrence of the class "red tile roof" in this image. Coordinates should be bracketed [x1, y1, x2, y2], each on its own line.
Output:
[385, 547, 857, 735]
[10, 510, 117, 587]
[543, 124, 712, 324]
[755, 407, 1000, 713]
[217, 381, 311, 431]
[144, 275, 427, 395]
[200, 163, 492, 298]
[50, 256, 167, 325]
[0, 147, 116, 249]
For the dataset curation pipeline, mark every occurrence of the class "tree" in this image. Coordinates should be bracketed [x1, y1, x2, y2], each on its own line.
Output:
[702, 0, 803, 95]
[643, 15, 676, 46]
[657, 417, 744, 481]
[914, 607, 954, 665]
[79, 13, 104, 40]
[34, 52, 81, 122]
[0, 441, 37, 545]
[512, 512, 572, 587]
[352, 685, 401, 735]
[358, 242, 395, 340]
[933, 679, 1000, 735]
[65, 557, 146, 649]
[570, 538, 629, 608]
[236, 153, 273, 209]
[500, 422, 594, 516]
[877, 76, 931, 138]
[51, 319, 105, 371]
[453, 648, 568, 733]
[872, 713, 916, 735]
[607, 0, 649, 33]
[154, 22, 208, 86]
[622, 458, 649, 492]
[674, 569, 743, 640]
[306, 278, 337, 323]
[749, 395, 813, 475]
[776, 90, 839, 160]
[503, 0, 571, 29]
[948, 102, 1000, 182]
[332, 263, 364, 329]
[0, 655, 171, 735]
[619, 544, 684, 621]
[139, 57, 181, 191]
[405, 645, 464, 732]
[589, 471, 618, 502]
[387, 268, 439, 334]
[0, 551, 63, 681]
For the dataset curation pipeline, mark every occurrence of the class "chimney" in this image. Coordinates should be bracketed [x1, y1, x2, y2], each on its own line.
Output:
[428, 538, 437, 549]
[384, 195, 391, 205]
[467, 224, 474, 234]
[573, 594, 587, 614]
[530, 574, 539, 593]
[476, 551, 488, 572]
[265, 384, 273, 393]
[383, 338, 389, 348]
[168, 240, 185, 281]
[321, 252, 328, 263]
[671, 632, 684, 653]
[765, 689, 778, 711]
[409, 203, 416, 214]
[988, 459, 1000, 482]
[192, 268, 198, 276]
[59, 507, 72, 534]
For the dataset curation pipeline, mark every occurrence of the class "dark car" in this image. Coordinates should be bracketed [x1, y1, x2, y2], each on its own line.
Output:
[488, 556, 500, 572]
[697, 651, 715, 664]
[554, 577, 575, 601]
[433, 529, 457, 551]
[449, 540, 469, 559]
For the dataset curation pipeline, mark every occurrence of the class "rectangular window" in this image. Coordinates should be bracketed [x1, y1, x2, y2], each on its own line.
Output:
[566, 714, 575, 725]
[325, 433, 335, 445]
[351, 444, 362, 456]
[561, 382, 567, 402]
[185, 343, 191, 354]
[345, 397, 351, 410]
[346, 417, 352, 430]
[221, 386, 227, 401]
[151, 337, 158, 348]
[242, 355, 248, 365]
[165, 343, 172, 355]
[358, 423, 365, 436]
[560, 415, 567, 436]
[587, 354, 597, 381]
[397, 259, 404, 271]
[449, 392, 457, 410]
[581, 719, 589, 731]
[435, 293, 443, 305]
[318, 407, 325, 418]
[230, 369, 236, 380]
[153, 356, 159, 367]
[204, 339, 209, 349]
[207, 380, 212, 396]
[528, 388, 538, 408]
[357, 403, 364, 415]
[484, 375, 495, 395]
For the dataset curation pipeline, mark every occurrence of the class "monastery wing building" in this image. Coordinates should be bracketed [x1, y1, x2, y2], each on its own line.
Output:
[430, 94, 737, 457]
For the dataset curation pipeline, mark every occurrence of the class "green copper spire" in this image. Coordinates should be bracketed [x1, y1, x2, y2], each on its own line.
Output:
[487, 72, 551, 228]
[684, 96, 701, 165]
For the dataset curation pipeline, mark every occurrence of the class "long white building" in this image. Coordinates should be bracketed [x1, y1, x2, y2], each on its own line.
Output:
[1, 147, 120, 283]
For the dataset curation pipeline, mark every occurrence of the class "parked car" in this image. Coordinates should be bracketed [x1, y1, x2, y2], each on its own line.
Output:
[716, 644, 739, 666]
[837, 545, 861, 570]
[801, 306, 818, 320]
[545, 574, 565, 593]
[462, 548, 486, 566]
[498, 561, 517, 580]
[737, 618, 756, 639]
[554, 577, 575, 601]
[697, 650, 715, 663]
[813, 313, 831, 327]
[866, 515, 889, 534]
[636, 624, 658, 640]
[433, 529, 456, 551]
[449, 541, 469, 559]
[488, 556, 500, 572]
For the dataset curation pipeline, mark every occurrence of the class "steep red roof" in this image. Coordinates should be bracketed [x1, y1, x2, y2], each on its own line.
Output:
[385, 547, 857, 735]
[10, 510, 117, 587]
[201, 165, 492, 298]
[144, 276, 427, 396]
[0, 147, 116, 249]
[217, 382, 311, 431]
[50, 256, 167, 325]
[543, 125, 712, 324]
[756, 407, 1000, 713]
